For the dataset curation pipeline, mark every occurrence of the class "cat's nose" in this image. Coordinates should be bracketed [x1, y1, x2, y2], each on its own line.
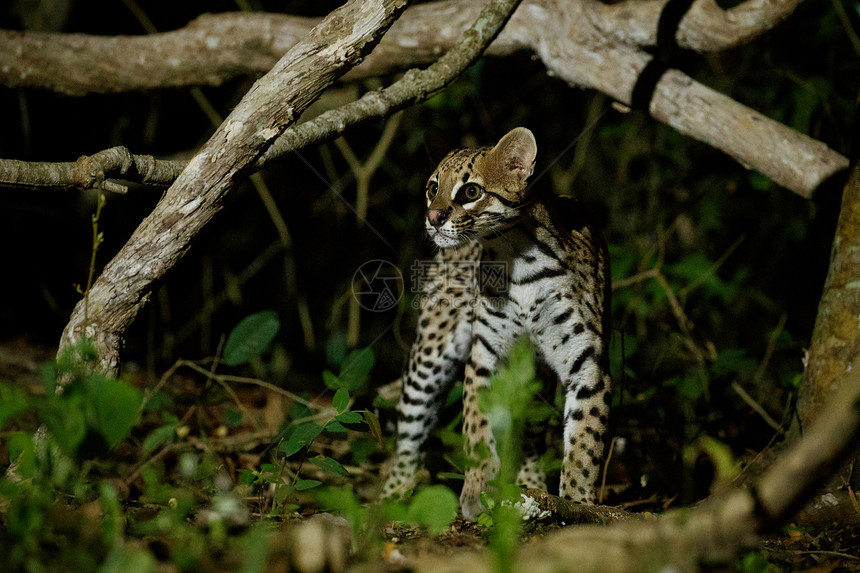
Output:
[427, 209, 449, 229]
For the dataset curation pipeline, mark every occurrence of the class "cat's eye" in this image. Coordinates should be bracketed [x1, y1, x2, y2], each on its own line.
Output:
[458, 183, 483, 203]
[427, 181, 438, 198]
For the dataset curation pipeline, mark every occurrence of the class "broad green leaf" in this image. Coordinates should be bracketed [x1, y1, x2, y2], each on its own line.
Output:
[379, 497, 409, 522]
[322, 370, 341, 391]
[142, 423, 179, 453]
[324, 420, 349, 433]
[325, 332, 348, 367]
[86, 375, 142, 448]
[310, 456, 350, 477]
[350, 438, 378, 464]
[6, 432, 35, 478]
[0, 383, 29, 427]
[332, 387, 350, 413]
[41, 395, 87, 455]
[313, 486, 364, 535]
[295, 479, 323, 491]
[339, 348, 374, 391]
[281, 422, 323, 457]
[223, 311, 280, 366]
[335, 411, 363, 424]
[41, 362, 58, 395]
[408, 486, 458, 534]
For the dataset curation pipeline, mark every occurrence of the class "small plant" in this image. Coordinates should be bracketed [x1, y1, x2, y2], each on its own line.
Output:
[475, 337, 549, 573]
[0, 340, 144, 571]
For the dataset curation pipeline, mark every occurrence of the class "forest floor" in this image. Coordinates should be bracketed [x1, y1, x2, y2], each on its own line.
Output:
[1, 341, 860, 572]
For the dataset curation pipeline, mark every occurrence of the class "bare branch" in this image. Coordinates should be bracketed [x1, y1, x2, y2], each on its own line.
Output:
[649, 70, 846, 197]
[258, 0, 524, 168]
[58, 0, 414, 373]
[582, 0, 803, 52]
[0, 14, 314, 96]
[57, 0, 524, 374]
[0, 0, 803, 96]
[0, 0, 846, 198]
[0, 146, 184, 192]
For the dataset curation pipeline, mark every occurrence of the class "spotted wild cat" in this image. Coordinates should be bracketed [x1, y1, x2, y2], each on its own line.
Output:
[382, 127, 610, 519]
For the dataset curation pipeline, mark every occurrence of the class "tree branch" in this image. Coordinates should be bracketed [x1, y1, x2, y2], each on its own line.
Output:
[798, 162, 860, 428]
[57, 0, 414, 372]
[0, 146, 185, 193]
[0, 0, 846, 198]
[0, 0, 803, 96]
[56, 0, 524, 373]
[582, 0, 803, 52]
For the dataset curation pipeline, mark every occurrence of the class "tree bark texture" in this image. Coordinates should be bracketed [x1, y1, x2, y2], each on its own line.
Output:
[799, 161, 860, 430]
[0, 0, 847, 198]
[0, 0, 802, 94]
[57, 0, 413, 373]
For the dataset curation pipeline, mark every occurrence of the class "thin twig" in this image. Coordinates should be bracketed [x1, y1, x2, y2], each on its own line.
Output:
[753, 313, 787, 385]
[612, 268, 659, 290]
[178, 359, 321, 409]
[598, 436, 617, 504]
[678, 234, 745, 299]
[731, 381, 784, 434]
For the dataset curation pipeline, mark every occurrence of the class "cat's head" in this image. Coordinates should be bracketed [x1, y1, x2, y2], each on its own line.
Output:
[424, 127, 536, 248]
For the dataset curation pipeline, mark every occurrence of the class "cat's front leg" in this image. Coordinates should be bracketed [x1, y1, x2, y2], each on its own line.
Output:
[382, 310, 472, 498]
[459, 302, 518, 519]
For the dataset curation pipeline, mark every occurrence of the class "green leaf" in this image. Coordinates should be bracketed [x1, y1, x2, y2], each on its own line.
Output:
[0, 383, 29, 427]
[86, 375, 142, 448]
[221, 408, 244, 428]
[408, 486, 458, 534]
[332, 387, 350, 413]
[335, 411, 363, 424]
[223, 311, 280, 366]
[41, 394, 87, 455]
[6, 432, 35, 478]
[281, 422, 323, 457]
[322, 370, 341, 391]
[339, 348, 374, 391]
[309, 456, 350, 477]
[325, 332, 348, 367]
[237, 469, 258, 486]
[350, 438, 379, 464]
[295, 479, 323, 491]
[313, 486, 364, 536]
[142, 422, 179, 453]
[324, 420, 349, 433]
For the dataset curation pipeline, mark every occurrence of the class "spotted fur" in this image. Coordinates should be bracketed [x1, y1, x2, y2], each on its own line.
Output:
[382, 127, 610, 519]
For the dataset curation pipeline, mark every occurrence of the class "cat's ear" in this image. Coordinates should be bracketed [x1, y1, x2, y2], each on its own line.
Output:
[491, 127, 537, 181]
[424, 125, 456, 166]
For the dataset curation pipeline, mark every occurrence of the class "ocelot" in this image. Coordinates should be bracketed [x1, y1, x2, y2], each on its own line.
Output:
[381, 127, 611, 519]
